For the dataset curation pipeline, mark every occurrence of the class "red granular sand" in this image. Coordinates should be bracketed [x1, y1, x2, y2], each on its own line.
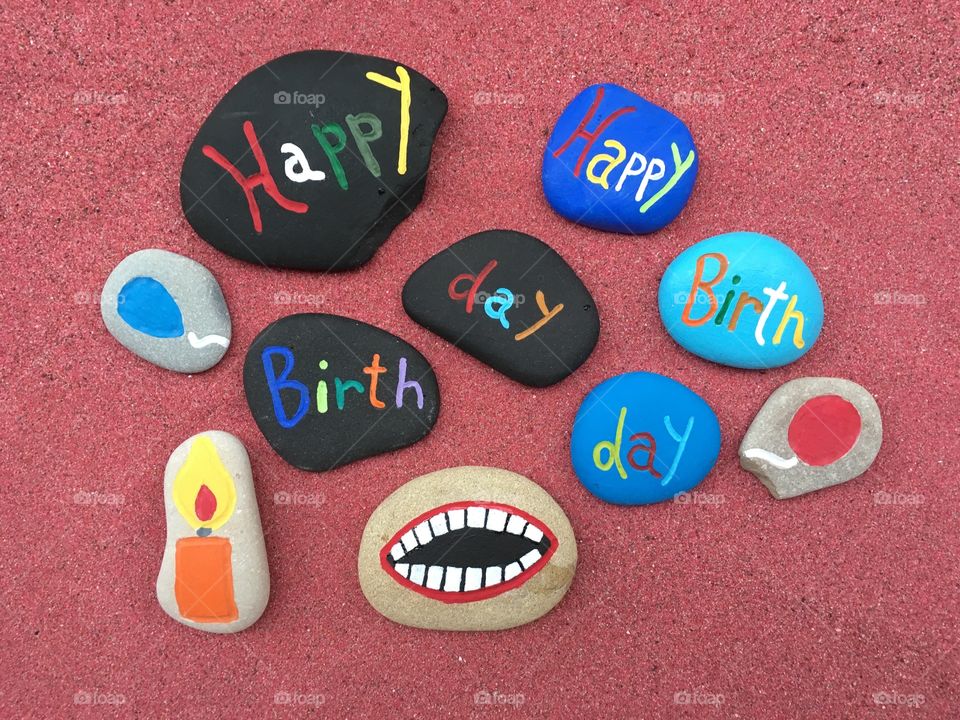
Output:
[0, 2, 957, 717]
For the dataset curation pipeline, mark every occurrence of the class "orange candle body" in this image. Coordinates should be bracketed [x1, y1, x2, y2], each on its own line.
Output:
[174, 537, 239, 623]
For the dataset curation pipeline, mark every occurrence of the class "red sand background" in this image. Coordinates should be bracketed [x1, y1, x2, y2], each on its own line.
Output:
[1, 2, 958, 718]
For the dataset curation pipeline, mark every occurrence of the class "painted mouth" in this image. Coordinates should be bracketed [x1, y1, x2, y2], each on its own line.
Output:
[380, 502, 557, 603]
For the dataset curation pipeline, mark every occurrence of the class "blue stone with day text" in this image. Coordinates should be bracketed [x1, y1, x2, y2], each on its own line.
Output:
[570, 372, 721, 505]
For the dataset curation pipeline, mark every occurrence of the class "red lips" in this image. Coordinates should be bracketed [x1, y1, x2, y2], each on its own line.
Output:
[379, 501, 558, 603]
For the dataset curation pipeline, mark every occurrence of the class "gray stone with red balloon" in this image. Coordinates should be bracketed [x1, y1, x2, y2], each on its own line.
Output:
[739, 377, 882, 499]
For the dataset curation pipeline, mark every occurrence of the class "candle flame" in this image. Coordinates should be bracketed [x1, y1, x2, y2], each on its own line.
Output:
[172, 436, 236, 532]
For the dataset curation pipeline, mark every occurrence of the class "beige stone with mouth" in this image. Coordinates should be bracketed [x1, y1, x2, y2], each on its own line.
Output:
[358, 466, 577, 631]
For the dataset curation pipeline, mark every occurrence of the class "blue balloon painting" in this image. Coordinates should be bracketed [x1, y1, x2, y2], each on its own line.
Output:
[117, 276, 185, 338]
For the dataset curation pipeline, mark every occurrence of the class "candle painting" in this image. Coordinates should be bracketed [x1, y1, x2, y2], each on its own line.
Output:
[156, 431, 270, 633]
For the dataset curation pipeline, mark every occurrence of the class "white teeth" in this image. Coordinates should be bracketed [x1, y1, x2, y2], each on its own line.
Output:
[414, 521, 432, 545]
[443, 566, 462, 592]
[426, 566, 444, 590]
[505, 515, 527, 535]
[519, 549, 542, 569]
[448, 509, 466, 530]
[464, 567, 483, 591]
[486, 508, 508, 532]
[429, 514, 449, 536]
[466, 507, 486, 528]
[390, 507, 551, 593]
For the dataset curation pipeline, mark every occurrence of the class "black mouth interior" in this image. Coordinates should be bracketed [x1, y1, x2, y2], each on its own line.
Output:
[389, 527, 551, 569]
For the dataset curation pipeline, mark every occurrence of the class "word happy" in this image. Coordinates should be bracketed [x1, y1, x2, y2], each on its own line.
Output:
[681, 252, 807, 349]
[551, 86, 695, 214]
[201, 66, 412, 233]
[261, 347, 425, 429]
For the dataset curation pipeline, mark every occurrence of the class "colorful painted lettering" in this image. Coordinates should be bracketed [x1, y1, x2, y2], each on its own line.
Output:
[591, 406, 695, 486]
[261, 346, 424, 428]
[680, 252, 807, 349]
[203, 65, 414, 231]
[551, 85, 695, 215]
[446, 260, 565, 341]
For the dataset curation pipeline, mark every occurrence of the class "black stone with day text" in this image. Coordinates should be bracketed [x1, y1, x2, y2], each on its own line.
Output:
[402, 230, 599, 387]
[180, 50, 447, 270]
[243, 313, 440, 471]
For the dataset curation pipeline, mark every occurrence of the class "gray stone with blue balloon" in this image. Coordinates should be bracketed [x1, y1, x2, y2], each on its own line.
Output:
[100, 249, 231, 373]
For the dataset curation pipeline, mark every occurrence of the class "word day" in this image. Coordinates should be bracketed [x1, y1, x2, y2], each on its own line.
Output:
[446, 260, 564, 341]
[592, 407, 695, 486]
[201, 65, 413, 233]
[551, 86, 696, 214]
[261, 346, 426, 429]
[680, 252, 808, 349]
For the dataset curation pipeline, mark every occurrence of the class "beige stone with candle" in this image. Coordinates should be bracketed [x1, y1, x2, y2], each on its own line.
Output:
[156, 431, 270, 633]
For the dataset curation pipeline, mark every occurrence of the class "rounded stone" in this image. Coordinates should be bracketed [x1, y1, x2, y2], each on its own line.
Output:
[358, 466, 577, 631]
[543, 83, 698, 234]
[402, 229, 600, 387]
[100, 249, 231, 373]
[570, 372, 721, 505]
[740, 377, 882, 499]
[156, 431, 269, 633]
[243, 313, 439, 471]
[180, 50, 447, 271]
[657, 231, 824, 369]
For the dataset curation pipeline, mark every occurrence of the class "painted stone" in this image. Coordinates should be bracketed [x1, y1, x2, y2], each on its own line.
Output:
[358, 466, 576, 631]
[402, 230, 600, 387]
[180, 50, 447, 270]
[570, 372, 721, 505]
[243, 313, 439, 471]
[156, 431, 269, 633]
[658, 232, 824, 369]
[101, 249, 231, 373]
[740, 377, 882, 499]
[542, 83, 698, 234]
